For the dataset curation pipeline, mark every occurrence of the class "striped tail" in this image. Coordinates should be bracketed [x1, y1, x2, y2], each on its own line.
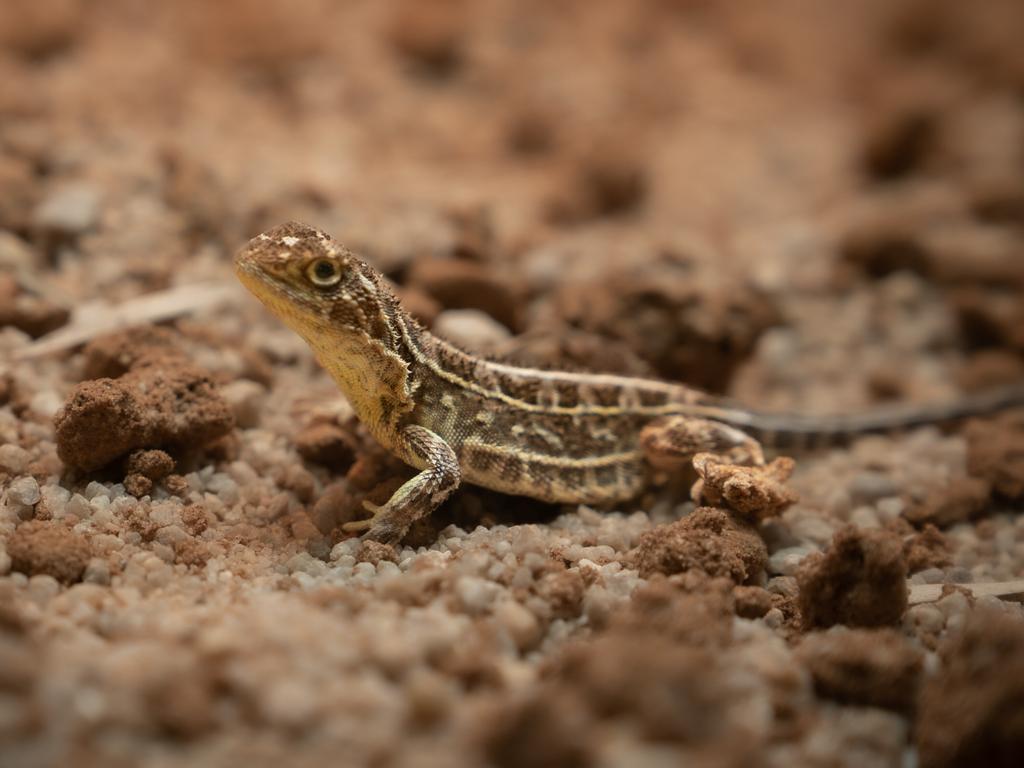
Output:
[704, 383, 1024, 450]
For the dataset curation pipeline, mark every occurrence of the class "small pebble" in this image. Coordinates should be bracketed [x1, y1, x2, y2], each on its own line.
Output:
[763, 607, 785, 629]
[287, 552, 329, 577]
[7, 476, 41, 506]
[849, 505, 880, 529]
[455, 576, 501, 614]
[433, 309, 511, 352]
[82, 557, 110, 585]
[768, 545, 815, 576]
[34, 182, 101, 235]
[84, 482, 109, 500]
[906, 603, 945, 635]
[220, 379, 266, 429]
[0, 444, 30, 473]
[27, 574, 61, 603]
[494, 599, 541, 651]
[824, 488, 853, 518]
[65, 493, 91, 518]
[849, 471, 899, 504]
[936, 590, 971, 620]
[916, 568, 946, 584]
[876, 497, 904, 521]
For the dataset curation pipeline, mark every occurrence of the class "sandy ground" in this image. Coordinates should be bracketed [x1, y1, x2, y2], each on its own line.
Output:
[2, 1, 1024, 766]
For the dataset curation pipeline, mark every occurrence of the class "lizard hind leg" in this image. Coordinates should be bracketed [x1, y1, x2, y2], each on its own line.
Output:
[343, 425, 461, 544]
[640, 415, 766, 471]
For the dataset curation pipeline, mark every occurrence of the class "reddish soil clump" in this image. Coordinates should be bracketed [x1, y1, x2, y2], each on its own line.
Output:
[692, 454, 798, 522]
[293, 423, 358, 473]
[902, 524, 953, 574]
[916, 609, 1024, 768]
[81, 326, 186, 380]
[796, 526, 908, 629]
[123, 448, 176, 497]
[406, 257, 525, 331]
[6, 520, 92, 583]
[634, 507, 767, 584]
[555, 254, 780, 392]
[905, 476, 992, 528]
[54, 360, 233, 472]
[0, 273, 69, 338]
[797, 628, 923, 712]
[966, 413, 1024, 502]
[732, 585, 774, 619]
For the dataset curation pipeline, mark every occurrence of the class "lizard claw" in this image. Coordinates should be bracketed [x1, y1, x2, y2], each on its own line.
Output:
[341, 499, 387, 535]
[341, 519, 372, 533]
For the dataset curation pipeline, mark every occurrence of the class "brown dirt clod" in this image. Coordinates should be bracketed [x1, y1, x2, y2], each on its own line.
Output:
[53, 360, 234, 472]
[355, 540, 398, 566]
[916, 608, 1024, 768]
[966, 413, 1024, 502]
[0, 273, 70, 338]
[732, 585, 774, 619]
[293, 423, 358, 473]
[555, 256, 779, 392]
[125, 448, 175, 480]
[904, 476, 992, 528]
[6, 520, 92, 583]
[796, 526, 908, 629]
[692, 454, 798, 522]
[406, 257, 525, 332]
[903, 524, 953, 574]
[634, 507, 768, 585]
[80, 325, 186, 380]
[797, 628, 923, 712]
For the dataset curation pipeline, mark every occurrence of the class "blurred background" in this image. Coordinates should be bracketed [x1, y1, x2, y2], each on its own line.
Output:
[3, 0, 1024, 411]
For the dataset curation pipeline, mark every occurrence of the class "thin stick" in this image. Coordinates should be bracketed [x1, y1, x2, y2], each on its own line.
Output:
[10, 282, 239, 361]
[908, 580, 1024, 605]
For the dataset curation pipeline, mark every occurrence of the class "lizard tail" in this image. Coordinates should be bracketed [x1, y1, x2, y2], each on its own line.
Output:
[704, 382, 1024, 450]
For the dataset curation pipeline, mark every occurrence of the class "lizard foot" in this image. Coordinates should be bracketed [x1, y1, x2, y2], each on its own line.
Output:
[340, 500, 403, 544]
[340, 500, 386, 534]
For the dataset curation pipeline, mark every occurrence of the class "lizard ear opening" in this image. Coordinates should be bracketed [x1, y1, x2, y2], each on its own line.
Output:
[307, 258, 343, 287]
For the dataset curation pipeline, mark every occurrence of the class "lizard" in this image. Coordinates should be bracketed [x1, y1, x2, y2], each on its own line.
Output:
[234, 221, 1024, 544]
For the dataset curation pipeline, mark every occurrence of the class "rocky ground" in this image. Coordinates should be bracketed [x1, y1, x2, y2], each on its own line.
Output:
[2, 1, 1024, 766]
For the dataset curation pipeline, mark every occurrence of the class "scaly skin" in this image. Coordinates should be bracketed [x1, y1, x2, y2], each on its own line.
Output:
[235, 221, 1024, 543]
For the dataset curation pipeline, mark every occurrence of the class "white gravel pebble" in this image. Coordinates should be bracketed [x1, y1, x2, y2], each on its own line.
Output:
[287, 552, 329, 577]
[7, 476, 41, 506]
[848, 471, 899, 503]
[848, 506, 880, 529]
[768, 545, 815, 576]
[454, 576, 502, 614]
[495, 599, 541, 650]
[82, 558, 110, 585]
[0, 444, 30, 473]
[84, 482, 109, 500]
[66, 493, 91, 518]
[34, 182, 101, 234]
[905, 603, 945, 635]
[220, 379, 267, 428]
[27, 575, 61, 603]
[433, 309, 511, 352]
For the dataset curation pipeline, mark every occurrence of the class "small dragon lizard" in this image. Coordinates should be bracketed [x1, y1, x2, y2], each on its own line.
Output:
[235, 222, 1024, 543]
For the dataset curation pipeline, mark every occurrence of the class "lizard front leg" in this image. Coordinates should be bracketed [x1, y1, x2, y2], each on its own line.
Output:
[343, 425, 461, 544]
[640, 415, 765, 470]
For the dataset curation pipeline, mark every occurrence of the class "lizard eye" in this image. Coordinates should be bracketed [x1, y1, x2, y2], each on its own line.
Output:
[307, 259, 342, 287]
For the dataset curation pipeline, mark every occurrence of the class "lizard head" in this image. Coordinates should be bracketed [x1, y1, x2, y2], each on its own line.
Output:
[234, 221, 396, 344]
[235, 221, 418, 435]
